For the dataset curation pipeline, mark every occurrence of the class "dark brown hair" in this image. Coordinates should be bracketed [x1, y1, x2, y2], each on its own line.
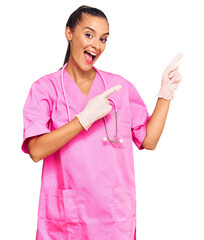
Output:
[59, 5, 108, 69]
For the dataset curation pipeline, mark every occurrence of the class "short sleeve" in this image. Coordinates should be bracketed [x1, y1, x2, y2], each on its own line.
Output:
[21, 79, 53, 154]
[128, 82, 151, 150]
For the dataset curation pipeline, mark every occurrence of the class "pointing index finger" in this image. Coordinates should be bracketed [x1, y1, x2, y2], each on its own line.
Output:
[101, 85, 122, 98]
[166, 53, 183, 69]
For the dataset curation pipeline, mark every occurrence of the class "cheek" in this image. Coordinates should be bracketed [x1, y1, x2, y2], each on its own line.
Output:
[76, 34, 89, 46]
[72, 35, 86, 48]
[81, 38, 90, 46]
[100, 44, 106, 53]
[71, 41, 84, 57]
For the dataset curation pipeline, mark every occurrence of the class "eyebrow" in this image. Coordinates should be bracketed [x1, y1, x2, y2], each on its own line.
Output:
[84, 27, 109, 35]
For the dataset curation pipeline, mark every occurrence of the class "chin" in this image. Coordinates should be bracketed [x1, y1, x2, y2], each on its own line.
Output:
[77, 65, 91, 72]
[79, 62, 96, 72]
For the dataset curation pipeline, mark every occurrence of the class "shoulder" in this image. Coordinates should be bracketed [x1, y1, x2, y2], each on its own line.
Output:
[97, 69, 137, 94]
[30, 68, 61, 98]
[32, 68, 60, 87]
[96, 69, 133, 87]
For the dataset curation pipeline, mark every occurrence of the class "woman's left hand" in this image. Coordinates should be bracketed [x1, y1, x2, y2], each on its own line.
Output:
[157, 53, 183, 100]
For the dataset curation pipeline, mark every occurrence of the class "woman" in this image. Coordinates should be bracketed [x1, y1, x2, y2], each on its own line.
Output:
[21, 5, 182, 240]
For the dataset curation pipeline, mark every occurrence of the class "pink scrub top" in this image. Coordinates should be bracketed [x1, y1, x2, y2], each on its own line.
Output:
[21, 67, 151, 240]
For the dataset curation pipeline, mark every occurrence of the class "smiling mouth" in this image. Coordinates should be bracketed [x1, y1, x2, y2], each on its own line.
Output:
[84, 51, 97, 64]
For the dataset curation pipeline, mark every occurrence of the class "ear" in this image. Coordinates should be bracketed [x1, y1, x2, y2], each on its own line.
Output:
[65, 26, 72, 41]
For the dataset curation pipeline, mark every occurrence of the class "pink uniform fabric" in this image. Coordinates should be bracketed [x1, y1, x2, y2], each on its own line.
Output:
[21, 67, 151, 240]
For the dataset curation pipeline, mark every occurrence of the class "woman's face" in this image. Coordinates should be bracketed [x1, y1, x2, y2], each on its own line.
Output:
[65, 14, 109, 71]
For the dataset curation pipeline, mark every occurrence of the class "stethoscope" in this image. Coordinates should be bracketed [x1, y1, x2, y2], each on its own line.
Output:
[61, 62, 123, 144]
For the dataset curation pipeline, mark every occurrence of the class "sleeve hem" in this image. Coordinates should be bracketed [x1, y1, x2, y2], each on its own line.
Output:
[132, 130, 146, 150]
[132, 115, 151, 150]
[21, 129, 51, 154]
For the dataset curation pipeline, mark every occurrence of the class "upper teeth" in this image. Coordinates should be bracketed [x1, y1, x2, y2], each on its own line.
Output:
[86, 51, 97, 56]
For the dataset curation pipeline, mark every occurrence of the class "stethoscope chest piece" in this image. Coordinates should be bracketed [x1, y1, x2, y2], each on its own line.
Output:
[103, 137, 123, 143]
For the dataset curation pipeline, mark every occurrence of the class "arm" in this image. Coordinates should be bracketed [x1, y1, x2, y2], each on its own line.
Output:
[141, 53, 183, 150]
[28, 117, 84, 163]
[141, 98, 170, 150]
[28, 85, 121, 163]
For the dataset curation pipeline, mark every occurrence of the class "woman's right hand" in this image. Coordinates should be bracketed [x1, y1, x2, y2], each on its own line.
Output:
[75, 85, 122, 131]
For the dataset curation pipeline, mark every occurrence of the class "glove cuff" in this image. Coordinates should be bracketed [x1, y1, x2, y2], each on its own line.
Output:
[75, 112, 93, 131]
[157, 86, 174, 100]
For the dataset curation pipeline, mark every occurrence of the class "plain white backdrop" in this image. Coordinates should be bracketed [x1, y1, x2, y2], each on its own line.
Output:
[0, 0, 203, 239]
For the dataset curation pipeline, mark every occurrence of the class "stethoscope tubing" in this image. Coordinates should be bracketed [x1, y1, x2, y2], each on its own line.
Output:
[61, 63, 122, 143]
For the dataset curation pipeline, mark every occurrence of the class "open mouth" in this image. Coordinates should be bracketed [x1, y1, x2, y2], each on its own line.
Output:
[84, 51, 97, 64]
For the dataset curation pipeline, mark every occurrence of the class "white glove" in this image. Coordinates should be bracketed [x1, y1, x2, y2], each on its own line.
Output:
[157, 53, 183, 100]
[75, 85, 122, 130]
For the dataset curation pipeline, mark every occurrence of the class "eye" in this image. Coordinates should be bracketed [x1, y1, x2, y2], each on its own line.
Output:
[85, 33, 92, 38]
[100, 38, 108, 43]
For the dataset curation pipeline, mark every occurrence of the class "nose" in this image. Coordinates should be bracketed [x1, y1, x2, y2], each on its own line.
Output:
[91, 38, 100, 52]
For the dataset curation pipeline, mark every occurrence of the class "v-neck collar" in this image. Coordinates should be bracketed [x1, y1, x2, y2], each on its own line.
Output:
[64, 69, 97, 100]
[62, 68, 101, 113]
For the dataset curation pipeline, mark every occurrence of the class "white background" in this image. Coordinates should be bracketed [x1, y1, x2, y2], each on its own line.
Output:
[0, 0, 203, 239]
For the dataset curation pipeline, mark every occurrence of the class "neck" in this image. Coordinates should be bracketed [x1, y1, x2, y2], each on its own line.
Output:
[65, 56, 96, 84]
